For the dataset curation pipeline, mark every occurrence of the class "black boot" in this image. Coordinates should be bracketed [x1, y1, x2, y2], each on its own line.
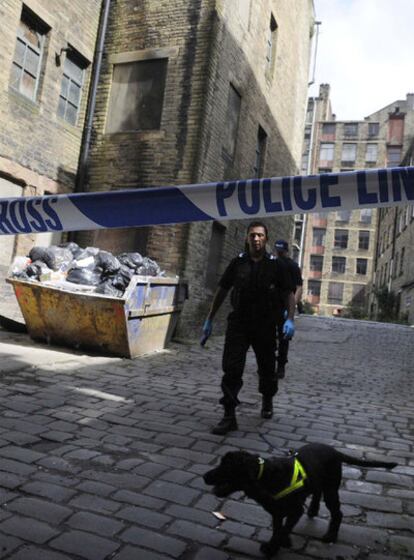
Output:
[276, 363, 285, 379]
[261, 396, 273, 419]
[211, 408, 237, 435]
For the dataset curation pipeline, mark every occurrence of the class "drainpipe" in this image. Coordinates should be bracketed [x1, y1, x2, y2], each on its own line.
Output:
[298, 20, 321, 269]
[74, 0, 111, 193]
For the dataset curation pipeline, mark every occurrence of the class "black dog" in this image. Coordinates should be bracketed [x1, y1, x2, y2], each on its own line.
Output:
[204, 443, 397, 557]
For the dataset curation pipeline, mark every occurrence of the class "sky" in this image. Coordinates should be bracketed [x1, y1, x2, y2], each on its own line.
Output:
[310, 0, 414, 120]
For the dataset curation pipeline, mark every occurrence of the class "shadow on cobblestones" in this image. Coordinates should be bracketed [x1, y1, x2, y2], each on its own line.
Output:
[0, 315, 412, 559]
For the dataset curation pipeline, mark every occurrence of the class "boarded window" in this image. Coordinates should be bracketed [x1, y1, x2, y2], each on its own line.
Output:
[106, 59, 168, 133]
[11, 7, 48, 101]
[328, 282, 344, 304]
[223, 84, 241, 159]
[387, 146, 401, 167]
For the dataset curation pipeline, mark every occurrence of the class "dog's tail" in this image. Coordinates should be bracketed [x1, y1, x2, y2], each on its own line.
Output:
[337, 451, 397, 470]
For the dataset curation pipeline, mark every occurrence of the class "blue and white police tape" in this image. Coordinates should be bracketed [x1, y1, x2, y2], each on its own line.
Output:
[0, 166, 413, 235]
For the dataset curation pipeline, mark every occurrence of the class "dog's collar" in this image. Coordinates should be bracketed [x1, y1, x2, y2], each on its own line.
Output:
[257, 456, 307, 500]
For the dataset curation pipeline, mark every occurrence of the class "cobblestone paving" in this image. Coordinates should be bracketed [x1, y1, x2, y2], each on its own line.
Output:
[0, 315, 412, 559]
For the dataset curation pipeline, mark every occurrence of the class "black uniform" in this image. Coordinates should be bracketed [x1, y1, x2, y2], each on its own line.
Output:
[218, 252, 293, 409]
[276, 256, 303, 367]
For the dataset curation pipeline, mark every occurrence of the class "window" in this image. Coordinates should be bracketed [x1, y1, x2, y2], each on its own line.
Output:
[223, 84, 241, 159]
[387, 146, 401, 167]
[368, 122, 379, 137]
[336, 210, 351, 222]
[322, 123, 336, 135]
[10, 7, 48, 101]
[360, 208, 372, 224]
[359, 230, 370, 250]
[341, 143, 357, 164]
[307, 280, 321, 296]
[318, 168, 332, 174]
[328, 282, 344, 304]
[57, 50, 87, 125]
[334, 229, 348, 249]
[332, 256, 346, 273]
[400, 247, 405, 276]
[310, 255, 323, 272]
[356, 258, 368, 275]
[266, 14, 278, 76]
[205, 222, 226, 290]
[394, 253, 399, 278]
[106, 58, 168, 133]
[365, 143, 378, 163]
[352, 284, 366, 304]
[312, 228, 326, 246]
[319, 143, 334, 162]
[398, 210, 404, 233]
[344, 123, 358, 137]
[253, 126, 267, 178]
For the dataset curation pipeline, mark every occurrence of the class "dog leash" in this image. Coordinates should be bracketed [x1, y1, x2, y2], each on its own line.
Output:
[257, 456, 307, 501]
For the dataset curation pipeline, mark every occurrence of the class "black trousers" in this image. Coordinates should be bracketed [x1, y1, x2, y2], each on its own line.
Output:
[277, 322, 289, 366]
[219, 315, 278, 409]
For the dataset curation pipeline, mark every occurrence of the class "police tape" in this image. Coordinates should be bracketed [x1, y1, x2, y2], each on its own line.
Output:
[0, 166, 413, 235]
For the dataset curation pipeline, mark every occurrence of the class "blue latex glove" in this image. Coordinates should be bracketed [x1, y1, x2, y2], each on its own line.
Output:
[200, 319, 213, 346]
[283, 318, 295, 339]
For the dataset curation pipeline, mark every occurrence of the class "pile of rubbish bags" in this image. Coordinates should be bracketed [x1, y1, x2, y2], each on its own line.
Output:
[11, 242, 164, 298]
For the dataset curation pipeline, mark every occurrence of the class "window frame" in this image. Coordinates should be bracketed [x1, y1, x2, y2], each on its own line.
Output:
[332, 256, 346, 274]
[11, 8, 48, 102]
[356, 258, 368, 275]
[57, 50, 87, 126]
[358, 230, 370, 250]
[328, 282, 344, 304]
[334, 229, 349, 249]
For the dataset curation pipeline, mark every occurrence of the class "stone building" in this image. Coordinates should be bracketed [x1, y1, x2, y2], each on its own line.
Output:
[78, 0, 315, 336]
[0, 0, 103, 314]
[299, 86, 414, 318]
[0, 0, 315, 336]
[371, 137, 414, 325]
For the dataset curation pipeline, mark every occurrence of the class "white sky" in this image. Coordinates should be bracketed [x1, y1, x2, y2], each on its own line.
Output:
[310, 0, 414, 120]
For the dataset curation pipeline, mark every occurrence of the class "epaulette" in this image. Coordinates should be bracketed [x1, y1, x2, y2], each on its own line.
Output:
[238, 252, 247, 258]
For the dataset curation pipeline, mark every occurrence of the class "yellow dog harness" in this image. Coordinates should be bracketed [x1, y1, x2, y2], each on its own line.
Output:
[257, 456, 307, 501]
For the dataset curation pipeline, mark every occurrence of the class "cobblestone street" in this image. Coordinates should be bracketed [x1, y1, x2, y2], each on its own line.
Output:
[0, 315, 413, 559]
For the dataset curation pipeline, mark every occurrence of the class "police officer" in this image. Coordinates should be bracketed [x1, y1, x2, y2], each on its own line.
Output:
[202, 221, 295, 435]
[273, 239, 303, 379]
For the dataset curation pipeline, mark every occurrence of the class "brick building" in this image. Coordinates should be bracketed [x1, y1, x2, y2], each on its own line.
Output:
[0, 0, 103, 314]
[299, 86, 414, 318]
[0, 0, 315, 336]
[78, 0, 315, 336]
